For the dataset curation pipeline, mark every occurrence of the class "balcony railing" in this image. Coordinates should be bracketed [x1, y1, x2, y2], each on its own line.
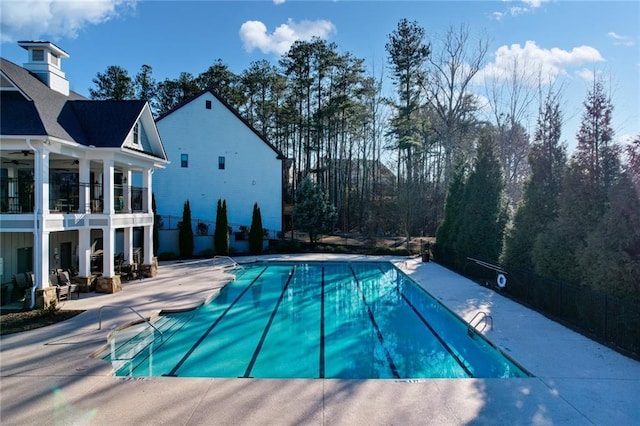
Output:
[0, 177, 34, 213]
[50, 183, 148, 214]
[0, 180, 148, 214]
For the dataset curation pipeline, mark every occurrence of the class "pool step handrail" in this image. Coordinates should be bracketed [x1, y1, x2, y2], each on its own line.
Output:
[468, 311, 493, 335]
[212, 255, 240, 269]
[98, 305, 164, 342]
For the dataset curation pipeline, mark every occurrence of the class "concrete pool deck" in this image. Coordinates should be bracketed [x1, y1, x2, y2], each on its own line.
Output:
[1, 254, 638, 425]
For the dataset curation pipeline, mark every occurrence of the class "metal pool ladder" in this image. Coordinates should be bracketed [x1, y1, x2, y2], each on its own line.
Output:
[468, 311, 493, 336]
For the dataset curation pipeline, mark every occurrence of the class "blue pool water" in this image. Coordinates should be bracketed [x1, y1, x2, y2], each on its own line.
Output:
[101, 262, 530, 379]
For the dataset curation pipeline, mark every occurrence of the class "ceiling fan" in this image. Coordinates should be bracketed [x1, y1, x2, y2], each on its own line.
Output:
[8, 150, 34, 157]
[1, 158, 29, 166]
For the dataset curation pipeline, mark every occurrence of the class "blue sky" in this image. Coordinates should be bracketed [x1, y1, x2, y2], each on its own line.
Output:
[1, 1, 638, 151]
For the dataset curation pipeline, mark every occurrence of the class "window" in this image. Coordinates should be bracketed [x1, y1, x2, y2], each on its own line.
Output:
[132, 123, 140, 145]
[32, 49, 44, 61]
[181, 154, 188, 168]
[50, 54, 59, 67]
[218, 156, 225, 170]
[205, 100, 212, 109]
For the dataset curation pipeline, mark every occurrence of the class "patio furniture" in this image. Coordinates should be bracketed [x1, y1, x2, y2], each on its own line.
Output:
[50, 273, 69, 301]
[57, 270, 80, 299]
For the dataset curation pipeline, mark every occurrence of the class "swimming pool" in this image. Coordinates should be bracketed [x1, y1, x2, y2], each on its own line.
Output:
[101, 261, 530, 379]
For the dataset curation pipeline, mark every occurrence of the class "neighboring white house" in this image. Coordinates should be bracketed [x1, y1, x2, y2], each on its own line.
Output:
[154, 90, 284, 255]
[0, 41, 168, 306]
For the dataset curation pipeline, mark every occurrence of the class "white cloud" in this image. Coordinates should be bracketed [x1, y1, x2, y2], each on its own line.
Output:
[478, 41, 605, 85]
[239, 18, 336, 56]
[522, 0, 546, 8]
[576, 68, 596, 82]
[607, 31, 635, 47]
[0, 0, 133, 43]
[491, 0, 548, 20]
[273, 0, 286, 4]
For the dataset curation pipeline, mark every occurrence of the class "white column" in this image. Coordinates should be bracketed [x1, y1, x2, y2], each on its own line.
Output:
[102, 227, 115, 277]
[123, 169, 132, 212]
[78, 228, 91, 276]
[145, 168, 152, 214]
[124, 227, 133, 265]
[33, 147, 50, 290]
[34, 149, 50, 215]
[103, 160, 114, 214]
[36, 231, 50, 289]
[78, 159, 90, 213]
[144, 225, 153, 264]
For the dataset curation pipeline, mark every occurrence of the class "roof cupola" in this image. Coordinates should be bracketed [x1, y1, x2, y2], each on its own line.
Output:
[18, 40, 70, 96]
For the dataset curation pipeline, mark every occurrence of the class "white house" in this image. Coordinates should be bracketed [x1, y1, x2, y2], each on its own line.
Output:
[154, 90, 284, 255]
[0, 41, 168, 307]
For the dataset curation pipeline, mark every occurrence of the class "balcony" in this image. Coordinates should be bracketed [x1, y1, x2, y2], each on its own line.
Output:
[50, 183, 148, 214]
[0, 177, 34, 213]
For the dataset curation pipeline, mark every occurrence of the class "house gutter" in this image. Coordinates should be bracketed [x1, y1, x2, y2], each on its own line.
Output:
[25, 138, 40, 309]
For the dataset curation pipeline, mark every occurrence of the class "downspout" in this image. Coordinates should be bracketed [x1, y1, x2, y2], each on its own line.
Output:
[26, 138, 39, 309]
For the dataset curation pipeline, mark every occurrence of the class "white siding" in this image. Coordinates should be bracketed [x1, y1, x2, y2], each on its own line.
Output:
[155, 92, 282, 239]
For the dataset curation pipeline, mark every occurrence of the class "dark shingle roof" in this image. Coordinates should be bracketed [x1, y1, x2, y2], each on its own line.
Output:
[0, 91, 46, 135]
[0, 57, 144, 149]
[68, 100, 144, 147]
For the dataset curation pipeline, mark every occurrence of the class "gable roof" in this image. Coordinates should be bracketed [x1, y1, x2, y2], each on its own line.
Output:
[0, 57, 167, 161]
[156, 88, 286, 160]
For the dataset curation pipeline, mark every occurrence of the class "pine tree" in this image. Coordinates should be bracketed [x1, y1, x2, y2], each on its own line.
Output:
[214, 199, 229, 255]
[152, 193, 159, 257]
[533, 77, 620, 283]
[503, 90, 566, 271]
[249, 203, 264, 254]
[577, 174, 640, 302]
[293, 177, 337, 243]
[435, 164, 466, 250]
[89, 65, 134, 100]
[178, 200, 193, 258]
[456, 127, 506, 265]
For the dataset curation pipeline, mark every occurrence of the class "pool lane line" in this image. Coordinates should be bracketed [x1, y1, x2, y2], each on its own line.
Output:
[163, 266, 268, 377]
[319, 266, 325, 379]
[382, 267, 474, 378]
[242, 266, 296, 378]
[349, 265, 400, 379]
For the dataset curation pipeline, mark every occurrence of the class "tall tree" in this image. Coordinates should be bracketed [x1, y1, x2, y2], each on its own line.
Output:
[626, 134, 640, 195]
[456, 127, 506, 264]
[214, 199, 229, 256]
[385, 18, 430, 186]
[575, 77, 617, 189]
[178, 200, 194, 258]
[293, 177, 337, 243]
[89, 65, 134, 100]
[533, 77, 620, 283]
[152, 193, 159, 257]
[503, 89, 566, 271]
[435, 163, 466, 250]
[198, 59, 242, 107]
[249, 203, 264, 254]
[577, 173, 640, 302]
[156, 72, 201, 115]
[134, 64, 158, 113]
[426, 24, 488, 185]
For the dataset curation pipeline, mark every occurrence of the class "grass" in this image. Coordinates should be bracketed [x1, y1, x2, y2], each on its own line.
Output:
[0, 308, 84, 336]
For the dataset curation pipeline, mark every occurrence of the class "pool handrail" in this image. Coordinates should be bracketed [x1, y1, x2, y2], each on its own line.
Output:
[468, 311, 493, 335]
[212, 255, 240, 269]
[98, 305, 164, 342]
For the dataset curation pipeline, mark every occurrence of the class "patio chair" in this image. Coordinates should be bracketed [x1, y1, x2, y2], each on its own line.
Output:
[12, 273, 31, 302]
[57, 270, 80, 300]
[50, 272, 69, 302]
